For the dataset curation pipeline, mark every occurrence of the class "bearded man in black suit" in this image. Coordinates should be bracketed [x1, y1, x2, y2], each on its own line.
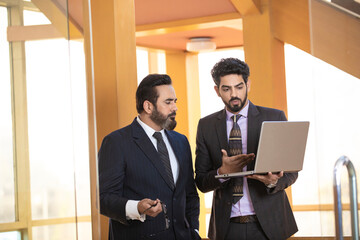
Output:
[99, 74, 200, 240]
[195, 58, 298, 240]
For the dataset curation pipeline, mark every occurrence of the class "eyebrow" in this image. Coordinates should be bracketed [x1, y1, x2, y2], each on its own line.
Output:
[221, 82, 244, 88]
[164, 98, 177, 102]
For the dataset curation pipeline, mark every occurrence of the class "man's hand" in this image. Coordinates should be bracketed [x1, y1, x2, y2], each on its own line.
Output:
[247, 171, 284, 185]
[218, 149, 255, 175]
[137, 198, 162, 217]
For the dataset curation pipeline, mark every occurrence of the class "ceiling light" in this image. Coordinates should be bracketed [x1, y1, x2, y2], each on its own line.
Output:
[186, 37, 216, 52]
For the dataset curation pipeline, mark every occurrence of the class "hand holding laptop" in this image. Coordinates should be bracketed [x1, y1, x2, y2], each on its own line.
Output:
[218, 149, 255, 175]
[247, 171, 283, 186]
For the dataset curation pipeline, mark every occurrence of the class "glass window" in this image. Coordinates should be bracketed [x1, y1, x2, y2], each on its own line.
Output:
[0, 6, 16, 224]
[0, 231, 21, 240]
[32, 224, 77, 240]
[24, 10, 90, 221]
[26, 38, 77, 220]
[136, 48, 149, 84]
[285, 44, 360, 237]
[23, 9, 51, 26]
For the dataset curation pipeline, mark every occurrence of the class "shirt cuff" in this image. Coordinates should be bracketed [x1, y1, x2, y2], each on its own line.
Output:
[125, 200, 146, 222]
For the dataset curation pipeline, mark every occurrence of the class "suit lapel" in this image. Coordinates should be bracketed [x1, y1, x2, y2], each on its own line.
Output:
[215, 109, 229, 154]
[165, 130, 183, 189]
[131, 119, 175, 191]
[247, 102, 262, 170]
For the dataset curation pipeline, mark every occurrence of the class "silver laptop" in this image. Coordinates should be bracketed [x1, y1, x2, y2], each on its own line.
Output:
[215, 121, 309, 179]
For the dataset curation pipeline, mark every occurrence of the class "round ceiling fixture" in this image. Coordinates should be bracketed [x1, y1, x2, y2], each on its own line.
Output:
[186, 37, 216, 52]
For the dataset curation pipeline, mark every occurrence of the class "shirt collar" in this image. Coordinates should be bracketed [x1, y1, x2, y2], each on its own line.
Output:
[136, 116, 165, 138]
[225, 100, 249, 121]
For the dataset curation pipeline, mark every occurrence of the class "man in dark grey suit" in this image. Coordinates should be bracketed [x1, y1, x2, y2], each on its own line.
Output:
[195, 58, 298, 240]
[98, 74, 200, 240]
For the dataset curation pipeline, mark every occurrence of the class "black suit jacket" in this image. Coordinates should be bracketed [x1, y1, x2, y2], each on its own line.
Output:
[98, 118, 200, 240]
[195, 102, 298, 240]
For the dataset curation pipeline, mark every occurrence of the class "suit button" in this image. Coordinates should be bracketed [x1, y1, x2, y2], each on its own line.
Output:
[174, 219, 177, 223]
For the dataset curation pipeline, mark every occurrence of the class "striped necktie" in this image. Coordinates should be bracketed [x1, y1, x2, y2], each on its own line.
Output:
[229, 114, 244, 203]
[153, 132, 175, 190]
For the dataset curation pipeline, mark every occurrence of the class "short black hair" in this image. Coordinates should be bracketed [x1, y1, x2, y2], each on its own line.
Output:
[136, 74, 172, 114]
[211, 57, 250, 86]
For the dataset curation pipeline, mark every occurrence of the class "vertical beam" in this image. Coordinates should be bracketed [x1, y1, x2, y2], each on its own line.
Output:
[9, 4, 33, 240]
[166, 52, 206, 237]
[242, 0, 288, 114]
[185, 53, 206, 237]
[113, 0, 138, 127]
[82, 0, 100, 239]
[83, 0, 137, 239]
[165, 51, 190, 137]
[241, 0, 291, 203]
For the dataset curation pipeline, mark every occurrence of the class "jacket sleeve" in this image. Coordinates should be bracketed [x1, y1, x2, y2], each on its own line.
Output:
[98, 134, 129, 225]
[195, 119, 231, 193]
[183, 136, 200, 232]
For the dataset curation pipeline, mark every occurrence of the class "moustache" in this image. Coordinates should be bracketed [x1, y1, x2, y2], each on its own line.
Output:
[230, 97, 241, 102]
[168, 112, 176, 118]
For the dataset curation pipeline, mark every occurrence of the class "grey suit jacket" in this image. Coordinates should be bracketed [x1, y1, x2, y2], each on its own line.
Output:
[98, 118, 200, 240]
[195, 101, 298, 240]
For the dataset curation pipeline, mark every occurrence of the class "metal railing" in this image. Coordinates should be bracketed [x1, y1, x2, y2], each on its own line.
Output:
[334, 156, 359, 240]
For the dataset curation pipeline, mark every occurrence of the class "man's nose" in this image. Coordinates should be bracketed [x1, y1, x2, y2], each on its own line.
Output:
[173, 103, 178, 112]
[230, 88, 237, 97]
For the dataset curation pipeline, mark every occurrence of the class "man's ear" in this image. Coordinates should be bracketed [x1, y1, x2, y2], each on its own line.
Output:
[143, 100, 153, 114]
[214, 85, 221, 97]
[247, 79, 251, 93]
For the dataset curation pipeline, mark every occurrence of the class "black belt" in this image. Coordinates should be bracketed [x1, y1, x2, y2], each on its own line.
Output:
[230, 215, 258, 223]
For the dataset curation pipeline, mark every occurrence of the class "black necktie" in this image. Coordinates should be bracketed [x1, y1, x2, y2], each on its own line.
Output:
[229, 114, 244, 203]
[153, 132, 175, 189]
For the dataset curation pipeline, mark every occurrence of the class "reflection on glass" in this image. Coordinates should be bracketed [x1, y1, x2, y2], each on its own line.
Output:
[25, 10, 91, 221]
[32, 224, 76, 240]
[285, 43, 360, 237]
[0, 231, 21, 240]
[136, 48, 149, 84]
[23, 10, 51, 26]
[78, 222, 92, 240]
[0, 6, 16, 224]
[68, 40, 91, 217]
[26, 39, 77, 220]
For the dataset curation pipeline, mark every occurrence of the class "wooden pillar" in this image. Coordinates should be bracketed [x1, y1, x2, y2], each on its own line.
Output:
[232, 0, 291, 201]
[238, 0, 288, 114]
[166, 52, 206, 236]
[165, 51, 190, 136]
[83, 0, 138, 239]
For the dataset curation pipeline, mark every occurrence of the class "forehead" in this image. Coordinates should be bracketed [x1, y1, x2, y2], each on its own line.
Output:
[155, 84, 176, 99]
[219, 74, 245, 86]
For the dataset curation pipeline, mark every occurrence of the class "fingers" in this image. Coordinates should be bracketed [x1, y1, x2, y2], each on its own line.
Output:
[138, 198, 163, 217]
[221, 149, 228, 158]
[145, 200, 162, 217]
[247, 171, 283, 185]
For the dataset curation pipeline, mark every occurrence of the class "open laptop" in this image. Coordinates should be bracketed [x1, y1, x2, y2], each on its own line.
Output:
[215, 121, 310, 179]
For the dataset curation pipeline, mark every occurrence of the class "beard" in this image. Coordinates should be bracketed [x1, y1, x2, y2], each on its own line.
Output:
[223, 90, 248, 113]
[150, 106, 177, 130]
